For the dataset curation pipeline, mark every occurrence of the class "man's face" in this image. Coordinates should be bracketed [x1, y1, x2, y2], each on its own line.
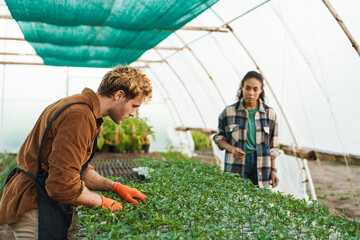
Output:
[108, 91, 144, 124]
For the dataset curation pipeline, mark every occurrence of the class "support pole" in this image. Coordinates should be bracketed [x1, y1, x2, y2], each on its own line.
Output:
[321, 0, 360, 56]
[157, 26, 229, 33]
[0, 61, 43, 65]
[0, 52, 37, 56]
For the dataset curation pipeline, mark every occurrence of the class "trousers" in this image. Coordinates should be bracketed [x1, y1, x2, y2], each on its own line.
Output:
[8, 209, 38, 240]
[243, 152, 258, 186]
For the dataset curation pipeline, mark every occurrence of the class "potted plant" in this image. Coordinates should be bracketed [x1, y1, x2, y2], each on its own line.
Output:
[97, 116, 155, 153]
[138, 117, 154, 153]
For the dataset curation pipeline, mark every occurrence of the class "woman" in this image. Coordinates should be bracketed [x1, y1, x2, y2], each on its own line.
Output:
[214, 71, 280, 188]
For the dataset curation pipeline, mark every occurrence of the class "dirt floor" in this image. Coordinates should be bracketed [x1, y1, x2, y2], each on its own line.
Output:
[1, 154, 360, 239]
[307, 160, 360, 220]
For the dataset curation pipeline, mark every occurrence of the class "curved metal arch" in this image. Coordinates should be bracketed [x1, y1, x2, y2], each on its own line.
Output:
[174, 32, 227, 107]
[154, 49, 208, 128]
[146, 67, 194, 151]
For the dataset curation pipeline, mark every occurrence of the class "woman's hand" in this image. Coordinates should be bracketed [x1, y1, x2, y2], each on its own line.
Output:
[271, 171, 279, 187]
[232, 147, 245, 160]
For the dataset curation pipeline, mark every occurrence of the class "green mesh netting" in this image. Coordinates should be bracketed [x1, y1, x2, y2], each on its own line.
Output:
[5, 0, 218, 68]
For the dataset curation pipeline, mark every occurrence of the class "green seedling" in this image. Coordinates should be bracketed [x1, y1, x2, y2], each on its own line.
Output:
[73, 152, 360, 239]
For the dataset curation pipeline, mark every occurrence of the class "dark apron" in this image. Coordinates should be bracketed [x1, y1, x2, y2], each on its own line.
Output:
[1, 102, 97, 240]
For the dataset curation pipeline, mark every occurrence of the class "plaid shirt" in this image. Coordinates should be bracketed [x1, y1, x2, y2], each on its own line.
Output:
[214, 99, 279, 188]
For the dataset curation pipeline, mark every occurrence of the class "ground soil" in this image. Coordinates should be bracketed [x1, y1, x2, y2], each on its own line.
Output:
[2, 154, 359, 239]
[307, 160, 360, 220]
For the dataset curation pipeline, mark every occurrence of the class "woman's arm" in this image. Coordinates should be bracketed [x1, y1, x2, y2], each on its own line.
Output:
[269, 110, 280, 186]
[218, 140, 245, 160]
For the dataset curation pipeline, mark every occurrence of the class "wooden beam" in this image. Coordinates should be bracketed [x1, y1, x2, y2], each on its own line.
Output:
[0, 14, 228, 34]
[279, 144, 317, 160]
[279, 143, 360, 165]
[175, 127, 218, 135]
[0, 37, 183, 53]
[0, 15, 12, 20]
[322, 0, 360, 56]
[316, 151, 360, 165]
[0, 52, 37, 56]
[157, 26, 229, 33]
[0, 37, 26, 41]
[136, 59, 163, 63]
[153, 46, 183, 51]
[0, 61, 43, 65]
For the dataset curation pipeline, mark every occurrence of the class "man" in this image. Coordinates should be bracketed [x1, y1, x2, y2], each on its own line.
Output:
[0, 66, 152, 239]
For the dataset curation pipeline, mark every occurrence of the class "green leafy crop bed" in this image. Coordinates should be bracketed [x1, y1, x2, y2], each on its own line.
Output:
[75, 152, 360, 239]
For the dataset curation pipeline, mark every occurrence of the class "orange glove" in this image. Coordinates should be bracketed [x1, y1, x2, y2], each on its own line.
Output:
[100, 195, 122, 211]
[112, 182, 146, 205]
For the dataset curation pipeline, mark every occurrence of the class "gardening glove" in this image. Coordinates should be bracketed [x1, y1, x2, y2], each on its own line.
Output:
[112, 182, 146, 205]
[100, 195, 122, 211]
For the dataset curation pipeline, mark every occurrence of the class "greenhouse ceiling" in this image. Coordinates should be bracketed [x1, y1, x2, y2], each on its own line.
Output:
[4, 0, 218, 68]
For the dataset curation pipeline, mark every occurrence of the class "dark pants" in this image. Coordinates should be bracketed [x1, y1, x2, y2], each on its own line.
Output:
[244, 152, 258, 186]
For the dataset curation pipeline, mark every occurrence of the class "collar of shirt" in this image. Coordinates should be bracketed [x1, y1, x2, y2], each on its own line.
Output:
[81, 88, 103, 120]
[236, 98, 266, 114]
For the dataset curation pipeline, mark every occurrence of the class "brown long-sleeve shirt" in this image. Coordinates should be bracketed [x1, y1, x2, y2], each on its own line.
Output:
[0, 88, 103, 224]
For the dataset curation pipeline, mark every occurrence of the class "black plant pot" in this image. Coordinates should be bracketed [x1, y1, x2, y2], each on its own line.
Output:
[110, 145, 121, 153]
[142, 144, 150, 153]
[98, 144, 110, 153]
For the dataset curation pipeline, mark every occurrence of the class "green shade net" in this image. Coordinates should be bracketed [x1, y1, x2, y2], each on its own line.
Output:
[5, 0, 218, 68]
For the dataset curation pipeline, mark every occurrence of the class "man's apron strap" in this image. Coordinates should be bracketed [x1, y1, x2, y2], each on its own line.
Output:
[0, 167, 36, 192]
[37, 102, 94, 176]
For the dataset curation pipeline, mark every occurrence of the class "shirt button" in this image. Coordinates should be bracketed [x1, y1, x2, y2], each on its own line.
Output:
[259, 173, 262, 175]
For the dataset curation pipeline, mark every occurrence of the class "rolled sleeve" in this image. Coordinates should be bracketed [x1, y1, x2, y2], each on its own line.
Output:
[80, 164, 94, 181]
[213, 110, 227, 150]
[46, 112, 95, 204]
[269, 111, 280, 160]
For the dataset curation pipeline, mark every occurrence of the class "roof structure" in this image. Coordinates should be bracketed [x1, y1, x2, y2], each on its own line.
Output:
[1, 0, 360, 203]
[4, 0, 218, 67]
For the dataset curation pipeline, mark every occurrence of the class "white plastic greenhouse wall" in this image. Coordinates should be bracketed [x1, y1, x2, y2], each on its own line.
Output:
[1, 0, 360, 200]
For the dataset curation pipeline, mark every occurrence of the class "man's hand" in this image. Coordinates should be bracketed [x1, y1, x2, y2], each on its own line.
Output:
[232, 147, 245, 160]
[100, 195, 122, 210]
[112, 183, 146, 205]
[271, 171, 279, 187]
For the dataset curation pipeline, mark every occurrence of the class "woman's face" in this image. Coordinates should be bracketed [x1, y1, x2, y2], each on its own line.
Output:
[241, 77, 263, 106]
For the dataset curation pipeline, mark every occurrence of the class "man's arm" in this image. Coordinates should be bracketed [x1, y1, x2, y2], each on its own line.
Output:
[82, 169, 146, 205]
[83, 168, 115, 191]
[73, 186, 102, 207]
[73, 170, 122, 209]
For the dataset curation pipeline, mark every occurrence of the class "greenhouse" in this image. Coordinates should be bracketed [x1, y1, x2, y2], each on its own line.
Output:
[0, 0, 360, 239]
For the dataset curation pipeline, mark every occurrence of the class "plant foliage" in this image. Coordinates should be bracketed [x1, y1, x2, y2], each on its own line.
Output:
[97, 116, 155, 153]
[0, 153, 18, 197]
[74, 153, 360, 239]
[191, 130, 212, 151]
